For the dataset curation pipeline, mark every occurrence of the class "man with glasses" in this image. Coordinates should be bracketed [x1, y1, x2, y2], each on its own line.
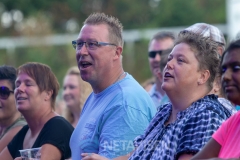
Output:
[147, 31, 175, 107]
[0, 65, 26, 153]
[70, 12, 156, 160]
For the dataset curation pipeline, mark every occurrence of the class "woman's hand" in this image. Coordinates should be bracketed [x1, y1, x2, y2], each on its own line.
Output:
[208, 158, 240, 160]
[81, 153, 109, 160]
[14, 157, 22, 160]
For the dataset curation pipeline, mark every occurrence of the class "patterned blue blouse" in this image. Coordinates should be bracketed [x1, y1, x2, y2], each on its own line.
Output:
[129, 94, 231, 160]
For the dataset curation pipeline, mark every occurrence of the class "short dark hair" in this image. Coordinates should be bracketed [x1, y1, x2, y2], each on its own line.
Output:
[152, 31, 175, 41]
[160, 49, 172, 72]
[17, 62, 60, 109]
[84, 12, 124, 47]
[221, 39, 240, 68]
[176, 31, 219, 90]
[149, 31, 175, 48]
[0, 65, 17, 90]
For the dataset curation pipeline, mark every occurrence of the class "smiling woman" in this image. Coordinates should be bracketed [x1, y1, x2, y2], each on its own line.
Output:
[0, 62, 74, 160]
[0, 65, 26, 153]
[62, 66, 92, 127]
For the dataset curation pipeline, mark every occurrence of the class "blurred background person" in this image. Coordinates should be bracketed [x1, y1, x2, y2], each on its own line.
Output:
[183, 23, 237, 114]
[147, 31, 175, 107]
[62, 66, 92, 127]
[54, 97, 65, 117]
[0, 62, 74, 160]
[157, 48, 172, 107]
[141, 77, 155, 92]
[192, 39, 240, 159]
[0, 65, 26, 152]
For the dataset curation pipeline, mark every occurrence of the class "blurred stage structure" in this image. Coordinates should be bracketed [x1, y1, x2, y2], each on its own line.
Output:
[0, 24, 228, 52]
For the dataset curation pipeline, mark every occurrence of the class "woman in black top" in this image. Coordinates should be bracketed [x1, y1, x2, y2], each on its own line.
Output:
[0, 62, 74, 160]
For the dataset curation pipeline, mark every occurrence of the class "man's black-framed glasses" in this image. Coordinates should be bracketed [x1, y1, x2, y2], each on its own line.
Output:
[0, 86, 14, 100]
[72, 40, 117, 50]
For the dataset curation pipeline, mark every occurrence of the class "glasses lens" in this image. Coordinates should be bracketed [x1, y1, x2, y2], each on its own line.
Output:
[72, 41, 77, 49]
[86, 41, 98, 50]
[148, 50, 162, 58]
[0, 86, 11, 99]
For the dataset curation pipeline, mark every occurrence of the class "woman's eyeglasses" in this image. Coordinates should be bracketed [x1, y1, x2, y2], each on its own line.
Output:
[0, 86, 14, 100]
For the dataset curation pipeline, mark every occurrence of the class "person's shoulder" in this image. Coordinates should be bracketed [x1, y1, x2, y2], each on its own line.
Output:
[193, 95, 231, 118]
[45, 116, 74, 129]
[155, 103, 171, 118]
[121, 73, 145, 89]
[11, 117, 27, 128]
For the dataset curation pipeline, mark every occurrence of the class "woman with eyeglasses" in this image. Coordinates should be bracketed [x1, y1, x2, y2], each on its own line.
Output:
[0, 65, 26, 153]
[192, 39, 240, 159]
[0, 62, 74, 160]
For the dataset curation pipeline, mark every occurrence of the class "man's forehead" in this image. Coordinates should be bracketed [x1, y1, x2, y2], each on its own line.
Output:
[149, 38, 174, 50]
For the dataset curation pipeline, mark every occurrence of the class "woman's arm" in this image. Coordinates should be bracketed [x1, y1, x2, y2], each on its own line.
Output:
[81, 150, 135, 160]
[81, 153, 131, 160]
[40, 143, 62, 160]
[178, 154, 193, 160]
[191, 138, 221, 159]
[0, 147, 14, 160]
[0, 126, 23, 152]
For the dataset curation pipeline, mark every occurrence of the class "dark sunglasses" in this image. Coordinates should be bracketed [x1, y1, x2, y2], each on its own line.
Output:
[0, 86, 14, 100]
[148, 50, 164, 58]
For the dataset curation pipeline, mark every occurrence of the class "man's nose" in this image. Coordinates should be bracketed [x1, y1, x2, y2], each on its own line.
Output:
[76, 44, 88, 58]
[154, 53, 161, 61]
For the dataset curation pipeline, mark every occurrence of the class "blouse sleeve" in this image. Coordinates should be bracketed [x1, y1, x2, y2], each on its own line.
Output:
[34, 117, 74, 159]
[175, 109, 226, 158]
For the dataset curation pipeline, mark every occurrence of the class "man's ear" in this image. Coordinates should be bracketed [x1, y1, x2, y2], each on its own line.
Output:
[113, 46, 123, 60]
[197, 70, 210, 85]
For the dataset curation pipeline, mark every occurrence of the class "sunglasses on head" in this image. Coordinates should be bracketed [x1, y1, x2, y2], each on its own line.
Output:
[0, 86, 14, 100]
[148, 50, 163, 58]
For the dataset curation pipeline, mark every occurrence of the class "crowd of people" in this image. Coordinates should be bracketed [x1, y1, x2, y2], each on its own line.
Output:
[0, 12, 240, 160]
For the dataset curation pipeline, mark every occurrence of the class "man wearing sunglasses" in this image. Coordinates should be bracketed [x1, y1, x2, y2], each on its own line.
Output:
[0, 65, 26, 153]
[148, 31, 175, 107]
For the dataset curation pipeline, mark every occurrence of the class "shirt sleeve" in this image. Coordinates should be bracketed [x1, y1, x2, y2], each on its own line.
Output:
[175, 109, 226, 158]
[97, 105, 150, 159]
[212, 112, 237, 146]
[35, 117, 74, 159]
[8, 125, 28, 158]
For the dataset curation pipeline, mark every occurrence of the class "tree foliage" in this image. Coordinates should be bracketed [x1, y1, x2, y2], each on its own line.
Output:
[0, 0, 226, 85]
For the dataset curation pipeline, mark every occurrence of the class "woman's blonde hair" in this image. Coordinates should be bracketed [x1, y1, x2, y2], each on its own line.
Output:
[63, 66, 92, 124]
